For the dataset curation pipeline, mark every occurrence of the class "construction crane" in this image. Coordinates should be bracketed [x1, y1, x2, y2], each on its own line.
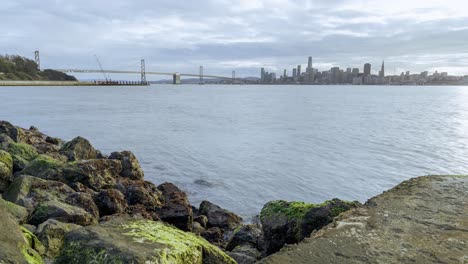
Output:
[94, 55, 109, 82]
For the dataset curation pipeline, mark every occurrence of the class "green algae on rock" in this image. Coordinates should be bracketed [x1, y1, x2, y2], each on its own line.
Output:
[8, 142, 39, 171]
[56, 218, 236, 264]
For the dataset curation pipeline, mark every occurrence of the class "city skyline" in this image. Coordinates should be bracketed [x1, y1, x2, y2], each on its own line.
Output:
[1, 0, 468, 80]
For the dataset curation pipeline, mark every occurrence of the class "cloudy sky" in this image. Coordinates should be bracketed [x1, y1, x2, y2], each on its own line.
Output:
[1, 0, 468, 80]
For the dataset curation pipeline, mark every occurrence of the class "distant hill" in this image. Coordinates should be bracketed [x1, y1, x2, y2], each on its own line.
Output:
[0, 55, 76, 81]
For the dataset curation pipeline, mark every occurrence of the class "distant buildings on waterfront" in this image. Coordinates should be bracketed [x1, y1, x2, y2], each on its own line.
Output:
[260, 57, 468, 85]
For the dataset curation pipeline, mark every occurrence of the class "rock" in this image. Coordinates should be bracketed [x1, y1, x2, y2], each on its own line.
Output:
[226, 224, 262, 251]
[29, 199, 97, 226]
[45, 136, 62, 146]
[21, 127, 66, 160]
[0, 120, 26, 142]
[157, 182, 193, 231]
[21, 154, 64, 182]
[261, 176, 468, 264]
[0, 134, 15, 150]
[3, 175, 98, 226]
[56, 218, 236, 264]
[199, 200, 243, 230]
[201, 227, 224, 245]
[36, 219, 81, 258]
[260, 199, 360, 255]
[0, 149, 13, 191]
[0, 197, 29, 224]
[192, 221, 205, 234]
[117, 179, 162, 214]
[3, 175, 75, 211]
[194, 215, 209, 228]
[228, 245, 261, 264]
[65, 192, 100, 219]
[60, 136, 99, 161]
[7, 142, 38, 172]
[109, 151, 144, 180]
[22, 224, 37, 234]
[21, 226, 46, 256]
[62, 159, 122, 190]
[0, 198, 44, 263]
[94, 189, 128, 216]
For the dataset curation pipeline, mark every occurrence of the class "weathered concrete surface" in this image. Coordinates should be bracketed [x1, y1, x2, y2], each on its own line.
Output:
[261, 175, 468, 264]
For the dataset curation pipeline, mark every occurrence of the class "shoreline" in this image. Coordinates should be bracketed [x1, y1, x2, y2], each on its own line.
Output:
[0, 120, 465, 263]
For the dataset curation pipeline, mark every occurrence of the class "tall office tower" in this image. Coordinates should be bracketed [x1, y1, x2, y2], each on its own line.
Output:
[308, 56, 312, 69]
[293, 68, 297, 78]
[297, 65, 302, 76]
[352, 68, 359, 75]
[364, 63, 371, 76]
[379, 61, 385, 78]
[261, 68, 265, 83]
[284, 69, 287, 78]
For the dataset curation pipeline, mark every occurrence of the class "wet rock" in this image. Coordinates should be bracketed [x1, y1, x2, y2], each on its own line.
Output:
[21, 154, 64, 182]
[62, 159, 122, 190]
[194, 215, 209, 228]
[3, 175, 75, 211]
[56, 218, 236, 264]
[45, 136, 62, 146]
[226, 224, 262, 251]
[60, 136, 99, 161]
[201, 227, 224, 245]
[109, 151, 144, 180]
[0, 200, 44, 263]
[199, 200, 243, 230]
[228, 245, 261, 264]
[0, 149, 13, 191]
[94, 189, 128, 216]
[157, 182, 193, 231]
[36, 219, 81, 258]
[0, 120, 26, 142]
[192, 221, 205, 234]
[65, 192, 100, 219]
[117, 179, 162, 214]
[194, 179, 214, 187]
[29, 199, 97, 226]
[260, 199, 361, 255]
[7, 141, 38, 172]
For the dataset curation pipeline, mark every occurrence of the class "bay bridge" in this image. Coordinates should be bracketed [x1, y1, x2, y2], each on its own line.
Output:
[36, 51, 240, 85]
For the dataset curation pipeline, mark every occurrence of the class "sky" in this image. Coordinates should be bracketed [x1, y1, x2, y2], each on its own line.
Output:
[1, 0, 468, 80]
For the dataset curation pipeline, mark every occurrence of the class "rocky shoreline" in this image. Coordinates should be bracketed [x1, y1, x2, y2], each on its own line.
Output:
[0, 120, 465, 263]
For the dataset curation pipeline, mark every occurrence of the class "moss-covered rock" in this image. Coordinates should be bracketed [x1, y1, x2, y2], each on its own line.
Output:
[0, 197, 29, 223]
[21, 154, 64, 181]
[36, 219, 81, 258]
[109, 151, 144, 180]
[0, 195, 44, 264]
[60, 136, 99, 161]
[0, 120, 26, 143]
[29, 199, 97, 226]
[62, 159, 122, 190]
[8, 142, 39, 172]
[21, 226, 46, 256]
[0, 149, 13, 191]
[56, 218, 236, 264]
[260, 198, 361, 255]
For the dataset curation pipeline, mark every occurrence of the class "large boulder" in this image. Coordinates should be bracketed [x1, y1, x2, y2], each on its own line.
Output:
[3, 175, 98, 226]
[260, 199, 360, 255]
[0, 198, 44, 263]
[7, 142, 38, 172]
[157, 182, 193, 231]
[199, 200, 242, 230]
[0, 197, 29, 224]
[21, 156, 123, 191]
[60, 136, 100, 161]
[56, 218, 236, 264]
[226, 224, 262, 251]
[36, 219, 81, 258]
[0, 149, 13, 191]
[29, 199, 97, 226]
[65, 192, 100, 219]
[94, 189, 128, 217]
[117, 179, 162, 214]
[0, 120, 26, 143]
[228, 245, 261, 264]
[109, 151, 144, 180]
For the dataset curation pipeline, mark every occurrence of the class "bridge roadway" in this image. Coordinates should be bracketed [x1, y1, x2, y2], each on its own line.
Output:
[55, 69, 234, 80]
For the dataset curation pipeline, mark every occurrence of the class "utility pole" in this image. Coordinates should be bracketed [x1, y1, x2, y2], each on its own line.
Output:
[141, 59, 146, 85]
[34, 51, 40, 71]
[199, 66, 204, 84]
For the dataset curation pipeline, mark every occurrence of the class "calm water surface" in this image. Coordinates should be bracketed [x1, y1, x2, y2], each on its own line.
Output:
[1, 85, 468, 218]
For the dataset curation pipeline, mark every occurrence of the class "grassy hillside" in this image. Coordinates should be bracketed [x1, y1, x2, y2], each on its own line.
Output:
[0, 55, 76, 81]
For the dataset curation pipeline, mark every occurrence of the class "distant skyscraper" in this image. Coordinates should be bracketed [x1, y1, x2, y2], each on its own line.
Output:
[283, 69, 287, 78]
[261, 68, 265, 83]
[297, 65, 302, 76]
[308, 56, 312, 69]
[364, 63, 371, 76]
[293, 68, 297, 77]
[379, 61, 385, 78]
